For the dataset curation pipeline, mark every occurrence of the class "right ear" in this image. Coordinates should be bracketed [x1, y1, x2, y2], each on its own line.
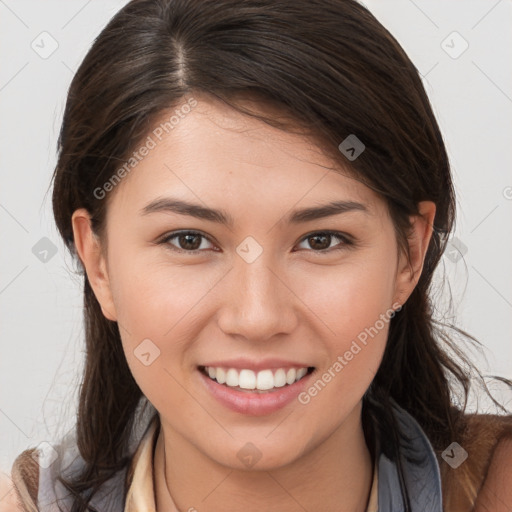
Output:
[71, 208, 118, 322]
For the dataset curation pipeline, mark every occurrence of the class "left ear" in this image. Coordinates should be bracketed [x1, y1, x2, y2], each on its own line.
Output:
[393, 200, 436, 307]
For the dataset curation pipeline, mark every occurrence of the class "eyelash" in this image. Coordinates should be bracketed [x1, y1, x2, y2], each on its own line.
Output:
[157, 230, 354, 255]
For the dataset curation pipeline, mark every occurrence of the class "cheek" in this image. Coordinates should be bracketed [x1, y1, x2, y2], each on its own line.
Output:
[108, 258, 209, 412]
[106, 249, 212, 387]
[292, 253, 397, 408]
[109, 248, 213, 338]
[293, 260, 395, 440]
[297, 252, 397, 345]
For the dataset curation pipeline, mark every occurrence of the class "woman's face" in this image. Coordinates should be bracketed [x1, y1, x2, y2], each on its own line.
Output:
[73, 93, 433, 471]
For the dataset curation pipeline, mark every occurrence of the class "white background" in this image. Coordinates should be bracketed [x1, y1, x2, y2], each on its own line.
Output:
[1, 0, 511, 476]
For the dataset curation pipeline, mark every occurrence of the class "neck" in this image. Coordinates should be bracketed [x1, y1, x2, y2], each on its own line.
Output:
[154, 402, 373, 512]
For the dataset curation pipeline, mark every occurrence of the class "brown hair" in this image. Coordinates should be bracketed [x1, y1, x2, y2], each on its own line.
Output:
[47, 0, 509, 510]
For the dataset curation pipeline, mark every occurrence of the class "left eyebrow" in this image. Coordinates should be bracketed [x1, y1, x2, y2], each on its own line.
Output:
[139, 197, 369, 227]
[287, 200, 369, 223]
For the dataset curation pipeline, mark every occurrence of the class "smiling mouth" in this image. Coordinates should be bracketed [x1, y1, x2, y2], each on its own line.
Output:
[198, 365, 315, 393]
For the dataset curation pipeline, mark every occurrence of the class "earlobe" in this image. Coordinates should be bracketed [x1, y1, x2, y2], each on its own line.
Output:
[71, 208, 118, 322]
[393, 201, 436, 306]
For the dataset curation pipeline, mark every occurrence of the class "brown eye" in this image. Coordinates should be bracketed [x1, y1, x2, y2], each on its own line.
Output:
[296, 231, 352, 253]
[308, 234, 332, 250]
[160, 231, 215, 253]
[176, 233, 202, 251]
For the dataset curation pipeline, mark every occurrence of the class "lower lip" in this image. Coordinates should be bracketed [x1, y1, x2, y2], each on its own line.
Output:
[198, 368, 314, 416]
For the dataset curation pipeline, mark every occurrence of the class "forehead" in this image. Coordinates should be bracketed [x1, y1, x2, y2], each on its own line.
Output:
[106, 94, 384, 218]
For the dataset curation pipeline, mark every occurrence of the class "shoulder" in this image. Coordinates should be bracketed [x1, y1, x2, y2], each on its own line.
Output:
[0, 449, 40, 512]
[440, 410, 512, 511]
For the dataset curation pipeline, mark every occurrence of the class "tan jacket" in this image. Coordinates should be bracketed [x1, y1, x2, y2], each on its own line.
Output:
[2, 411, 512, 511]
[439, 411, 512, 510]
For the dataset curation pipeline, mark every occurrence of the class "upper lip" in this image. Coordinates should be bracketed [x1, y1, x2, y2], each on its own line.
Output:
[199, 358, 314, 372]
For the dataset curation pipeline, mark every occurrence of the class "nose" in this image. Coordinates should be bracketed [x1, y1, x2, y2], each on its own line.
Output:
[217, 253, 298, 342]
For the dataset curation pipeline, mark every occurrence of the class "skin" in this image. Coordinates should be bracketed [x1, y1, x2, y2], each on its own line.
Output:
[72, 93, 435, 512]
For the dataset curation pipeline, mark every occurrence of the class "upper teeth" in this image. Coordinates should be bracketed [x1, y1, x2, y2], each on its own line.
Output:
[205, 367, 309, 390]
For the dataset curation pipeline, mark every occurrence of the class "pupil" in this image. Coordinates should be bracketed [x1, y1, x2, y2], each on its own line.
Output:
[310, 234, 330, 250]
[180, 234, 201, 250]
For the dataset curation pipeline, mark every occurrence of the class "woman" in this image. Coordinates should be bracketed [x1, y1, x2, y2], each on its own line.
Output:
[4, 0, 512, 511]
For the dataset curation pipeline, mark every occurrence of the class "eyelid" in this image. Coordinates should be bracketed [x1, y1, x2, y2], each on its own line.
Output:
[158, 230, 217, 253]
[295, 230, 353, 252]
